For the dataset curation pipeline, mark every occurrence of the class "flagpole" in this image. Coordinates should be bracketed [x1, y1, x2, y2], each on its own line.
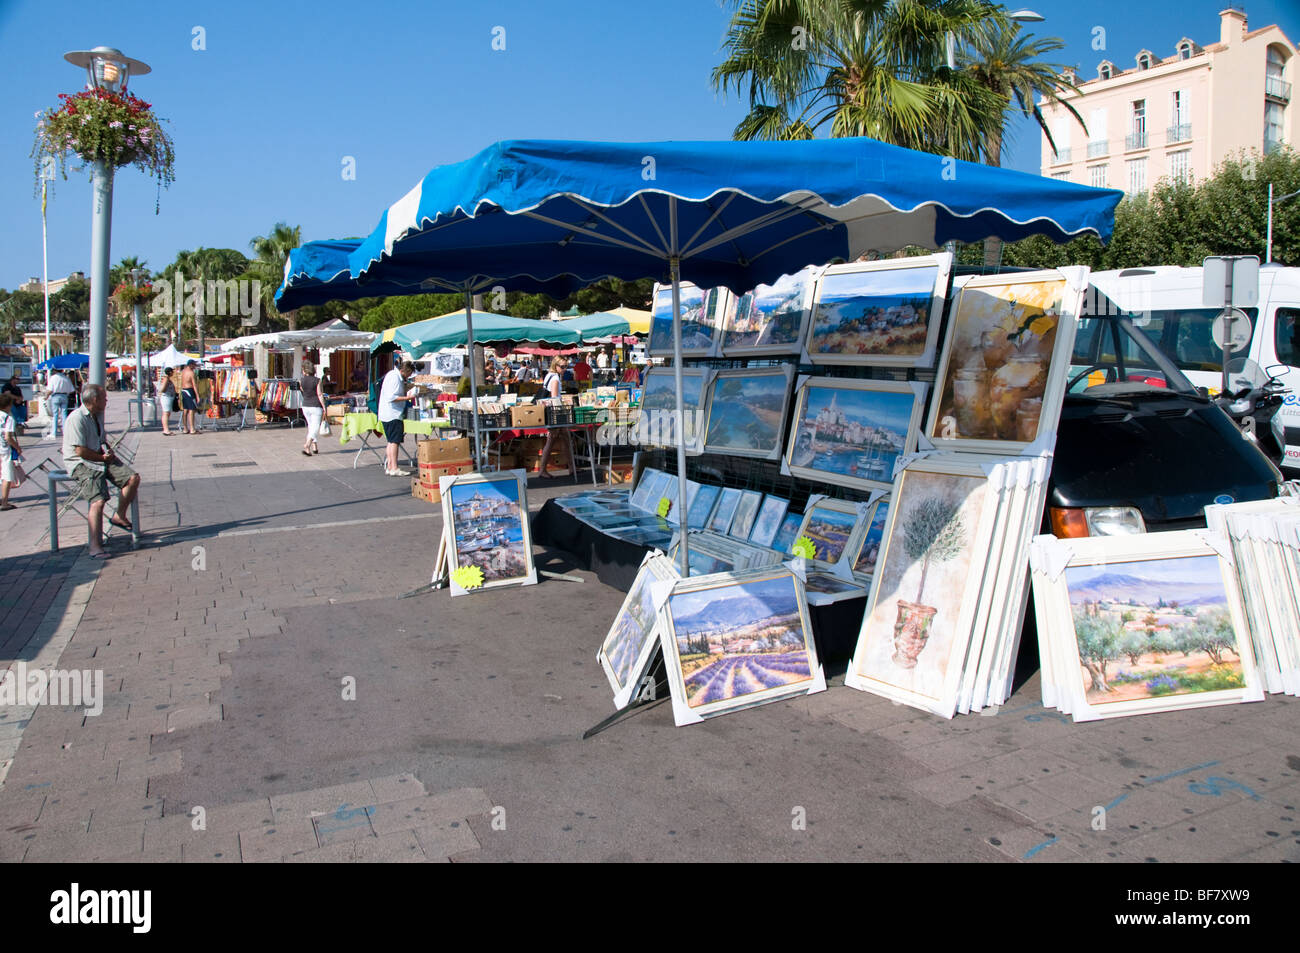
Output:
[41, 177, 51, 365]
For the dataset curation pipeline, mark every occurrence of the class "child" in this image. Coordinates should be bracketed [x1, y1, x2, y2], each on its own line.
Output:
[0, 393, 23, 511]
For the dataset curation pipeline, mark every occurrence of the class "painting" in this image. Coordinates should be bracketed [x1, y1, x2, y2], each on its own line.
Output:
[1037, 531, 1264, 720]
[659, 568, 824, 724]
[638, 367, 711, 454]
[630, 468, 665, 512]
[687, 483, 722, 530]
[441, 470, 538, 595]
[770, 512, 803, 555]
[648, 283, 727, 357]
[794, 499, 864, 565]
[721, 267, 817, 356]
[729, 490, 764, 540]
[703, 366, 795, 460]
[927, 271, 1084, 452]
[785, 378, 924, 493]
[708, 487, 742, 534]
[844, 458, 1000, 716]
[851, 499, 890, 578]
[748, 496, 790, 548]
[806, 254, 950, 367]
[598, 554, 679, 708]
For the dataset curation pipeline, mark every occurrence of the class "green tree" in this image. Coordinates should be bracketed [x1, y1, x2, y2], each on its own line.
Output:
[356, 294, 463, 333]
[1074, 613, 1122, 693]
[248, 222, 302, 331]
[901, 494, 966, 605]
[157, 248, 251, 341]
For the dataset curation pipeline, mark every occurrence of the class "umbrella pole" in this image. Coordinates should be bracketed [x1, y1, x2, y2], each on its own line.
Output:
[669, 202, 690, 578]
[464, 291, 483, 470]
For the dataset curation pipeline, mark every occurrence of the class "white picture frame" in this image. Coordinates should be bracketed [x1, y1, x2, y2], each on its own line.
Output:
[597, 553, 679, 709]
[720, 266, 819, 358]
[440, 469, 538, 596]
[648, 283, 727, 358]
[637, 367, 713, 455]
[702, 365, 796, 461]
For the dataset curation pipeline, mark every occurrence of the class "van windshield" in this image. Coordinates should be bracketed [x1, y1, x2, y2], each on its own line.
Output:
[1068, 315, 1200, 398]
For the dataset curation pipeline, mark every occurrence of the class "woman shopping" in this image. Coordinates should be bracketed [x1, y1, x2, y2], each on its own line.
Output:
[535, 357, 565, 480]
[157, 367, 177, 436]
[299, 360, 326, 456]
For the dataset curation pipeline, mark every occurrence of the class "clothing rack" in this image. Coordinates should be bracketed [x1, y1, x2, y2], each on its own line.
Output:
[255, 378, 303, 428]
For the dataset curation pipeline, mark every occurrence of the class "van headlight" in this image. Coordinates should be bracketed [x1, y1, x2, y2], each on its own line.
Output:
[1084, 506, 1146, 536]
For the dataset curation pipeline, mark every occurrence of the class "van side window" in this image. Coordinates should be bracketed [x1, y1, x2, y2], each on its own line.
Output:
[1276, 308, 1299, 367]
[1127, 307, 1257, 373]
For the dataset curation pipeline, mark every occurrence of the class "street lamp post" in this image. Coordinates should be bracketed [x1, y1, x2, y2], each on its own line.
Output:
[1266, 183, 1300, 264]
[62, 46, 151, 389]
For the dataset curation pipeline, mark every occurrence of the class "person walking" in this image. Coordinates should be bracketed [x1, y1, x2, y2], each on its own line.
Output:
[536, 357, 565, 480]
[378, 360, 418, 476]
[63, 383, 141, 558]
[46, 369, 75, 438]
[2, 374, 28, 432]
[179, 360, 200, 434]
[299, 360, 326, 456]
[157, 367, 177, 436]
[0, 393, 23, 511]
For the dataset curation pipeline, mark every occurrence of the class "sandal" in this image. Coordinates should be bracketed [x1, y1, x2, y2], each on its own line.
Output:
[108, 515, 132, 531]
[302, 449, 312, 456]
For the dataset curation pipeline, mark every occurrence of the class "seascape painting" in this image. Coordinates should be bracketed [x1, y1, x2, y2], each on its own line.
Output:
[721, 268, 815, 353]
[704, 369, 792, 458]
[809, 262, 942, 364]
[771, 512, 803, 554]
[639, 368, 708, 450]
[852, 501, 890, 576]
[748, 496, 790, 548]
[931, 277, 1067, 447]
[796, 502, 860, 563]
[709, 487, 742, 534]
[649, 284, 723, 355]
[1064, 555, 1247, 706]
[787, 380, 919, 491]
[448, 477, 530, 584]
[667, 574, 815, 711]
[729, 490, 763, 539]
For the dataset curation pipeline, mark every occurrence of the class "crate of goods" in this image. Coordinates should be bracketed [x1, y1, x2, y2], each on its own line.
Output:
[417, 436, 472, 465]
[545, 403, 576, 426]
[510, 403, 547, 428]
[418, 461, 476, 498]
[575, 406, 602, 425]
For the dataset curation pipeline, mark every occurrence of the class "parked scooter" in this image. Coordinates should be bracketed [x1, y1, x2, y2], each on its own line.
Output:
[1213, 360, 1290, 469]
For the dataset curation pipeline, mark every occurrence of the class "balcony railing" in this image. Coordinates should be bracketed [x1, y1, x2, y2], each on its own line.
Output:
[1266, 76, 1292, 101]
[1087, 140, 1109, 159]
[1049, 147, 1072, 165]
[1167, 123, 1192, 143]
[1126, 131, 1148, 151]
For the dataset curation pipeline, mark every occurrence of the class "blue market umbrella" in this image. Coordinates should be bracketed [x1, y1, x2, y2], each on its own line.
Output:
[286, 137, 1122, 575]
[37, 353, 93, 370]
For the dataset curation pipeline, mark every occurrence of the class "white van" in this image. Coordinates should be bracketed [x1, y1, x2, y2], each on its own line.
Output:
[1086, 265, 1300, 472]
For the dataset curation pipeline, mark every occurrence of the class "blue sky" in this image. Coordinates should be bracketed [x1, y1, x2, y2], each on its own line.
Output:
[2, 0, 1298, 292]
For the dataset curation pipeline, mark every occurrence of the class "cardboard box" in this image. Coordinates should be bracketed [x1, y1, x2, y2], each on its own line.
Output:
[326, 403, 348, 418]
[417, 436, 471, 464]
[509, 403, 547, 428]
[418, 461, 475, 484]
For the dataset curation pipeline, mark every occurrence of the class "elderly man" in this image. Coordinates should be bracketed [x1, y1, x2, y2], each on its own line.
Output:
[63, 384, 141, 558]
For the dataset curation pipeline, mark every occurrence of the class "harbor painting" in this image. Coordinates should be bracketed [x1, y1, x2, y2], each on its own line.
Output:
[446, 475, 533, 587]
[722, 268, 815, 353]
[786, 379, 921, 492]
[808, 261, 944, 365]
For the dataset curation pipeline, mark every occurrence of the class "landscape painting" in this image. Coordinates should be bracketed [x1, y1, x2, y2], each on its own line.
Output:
[729, 490, 764, 540]
[786, 379, 921, 492]
[852, 500, 890, 577]
[664, 571, 819, 719]
[687, 483, 722, 529]
[795, 501, 861, 564]
[444, 474, 535, 591]
[639, 368, 709, 451]
[929, 275, 1069, 450]
[704, 368, 793, 459]
[771, 512, 803, 554]
[808, 259, 946, 366]
[599, 555, 676, 707]
[649, 284, 724, 355]
[721, 268, 815, 354]
[709, 487, 742, 534]
[1064, 555, 1248, 706]
[748, 496, 790, 548]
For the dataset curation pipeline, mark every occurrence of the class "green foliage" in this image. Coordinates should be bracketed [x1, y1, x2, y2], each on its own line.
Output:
[356, 294, 463, 332]
[1074, 613, 1122, 667]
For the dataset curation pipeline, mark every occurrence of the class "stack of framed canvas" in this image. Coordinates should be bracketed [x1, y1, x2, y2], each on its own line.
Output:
[1204, 497, 1300, 696]
[598, 553, 680, 708]
[842, 453, 1049, 717]
[438, 470, 539, 597]
[1029, 530, 1266, 721]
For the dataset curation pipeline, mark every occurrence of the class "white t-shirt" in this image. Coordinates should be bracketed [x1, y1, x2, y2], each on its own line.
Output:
[0, 411, 13, 461]
[378, 368, 407, 423]
[49, 373, 75, 395]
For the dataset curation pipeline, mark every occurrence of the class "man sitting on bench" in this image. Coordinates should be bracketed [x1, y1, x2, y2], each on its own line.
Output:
[63, 383, 141, 559]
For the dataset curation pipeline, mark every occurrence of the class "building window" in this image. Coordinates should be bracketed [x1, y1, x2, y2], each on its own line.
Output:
[1168, 150, 1192, 183]
[1137, 52, 1153, 70]
[1127, 157, 1148, 194]
[1267, 46, 1291, 101]
[1177, 42, 1192, 60]
[1265, 101, 1285, 152]
[1127, 100, 1147, 150]
[1099, 62, 1113, 80]
[1168, 90, 1191, 142]
[1089, 165, 1108, 189]
[1052, 171, 1071, 182]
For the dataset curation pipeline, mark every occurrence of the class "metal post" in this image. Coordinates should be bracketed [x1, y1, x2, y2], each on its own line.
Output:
[41, 176, 51, 369]
[1221, 265, 1234, 397]
[668, 198, 691, 578]
[47, 477, 60, 552]
[88, 159, 114, 388]
[1267, 183, 1274, 265]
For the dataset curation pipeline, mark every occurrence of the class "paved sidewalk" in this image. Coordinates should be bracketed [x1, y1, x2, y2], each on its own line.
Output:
[0, 392, 1297, 862]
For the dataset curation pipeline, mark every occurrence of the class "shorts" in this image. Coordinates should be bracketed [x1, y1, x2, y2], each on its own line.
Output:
[1, 453, 13, 485]
[70, 461, 136, 504]
[383, 419, 405, 444]
[181, 388, 198, 411]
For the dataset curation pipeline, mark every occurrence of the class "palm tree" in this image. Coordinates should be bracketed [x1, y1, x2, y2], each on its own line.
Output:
[962, 19, 1086, 267]
[248, 222, 302, 330]
[712, 0, 1006, 161]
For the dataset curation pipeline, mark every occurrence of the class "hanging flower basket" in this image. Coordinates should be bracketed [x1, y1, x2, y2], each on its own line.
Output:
[111, 280, 159, 312]
[32, 88, 176, 208]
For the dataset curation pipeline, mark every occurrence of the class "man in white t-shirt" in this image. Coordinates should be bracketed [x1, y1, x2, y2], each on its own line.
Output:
[46, 370, 75, 438]
[378, 361, 418, 476]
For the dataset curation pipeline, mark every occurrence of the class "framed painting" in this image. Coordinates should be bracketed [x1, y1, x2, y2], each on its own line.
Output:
[794, 498, 865, 567]
[748, 495, 791, 549]
[648, 283, 727, 358]
[806, 253, 951, 367]
[658, 566, 826, 725]
[630, 468, 665, 512]
[440, 470, 538, 596]
[598, 553, 679, 709]
[802, 571, 868, 606]
[785, 378, 925, 493]
[844, 456, 1003, 716]
[708, 487, 743, 535]
[633, 470, 673, 515]
[728, 490, 764, 540]
[849, 498, 890, 579]
[638, 367, 712, 455]
[1037, 532, 1264, 721]
[686, 483, 722, 530]
[925, 269, 1087, 453]
[702, 365, 795, 460]
[720, 266, 819, 357]
[770, 511, 804, 555]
